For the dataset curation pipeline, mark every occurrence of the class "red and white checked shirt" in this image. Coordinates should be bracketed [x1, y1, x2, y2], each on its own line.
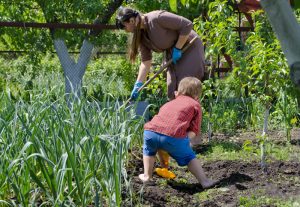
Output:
[144, 95, 202, 138]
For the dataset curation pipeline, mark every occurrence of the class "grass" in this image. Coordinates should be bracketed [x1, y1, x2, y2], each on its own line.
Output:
[196, 140, 300, 162]
[195, 187, 229, 201]
[167, 195, 185, 204]
[238, 193, 300, 207]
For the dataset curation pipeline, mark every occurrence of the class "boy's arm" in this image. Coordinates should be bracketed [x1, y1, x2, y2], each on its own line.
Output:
[187, 105, 202, 146]
[187, 131, 196, 139]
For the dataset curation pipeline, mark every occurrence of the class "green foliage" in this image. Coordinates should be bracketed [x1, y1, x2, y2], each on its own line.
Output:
[239, 193, 300, 207]
[196, 188, 228, 201]
[273, 88, 299, 141]
[193, 0, 299, 135]
[0, 54, 138, 102]
[292, 0, 300, 9]
[142, 67, 168, 118]
[0, 0, 123, 58]
[129, 0, 206, 20]
[166, 0, 210, 19]
[194, 0, 237, 61]
[242, 12, 287, 104]
[169, 0, 178, 13]
[127, 0, 170, 12]
[201, 79, 265, 134]
[0, 88, 144, 206]
[85, 56, 137, 99]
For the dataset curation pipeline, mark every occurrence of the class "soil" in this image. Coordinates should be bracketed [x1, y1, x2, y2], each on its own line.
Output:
[123, 129, 300, 207]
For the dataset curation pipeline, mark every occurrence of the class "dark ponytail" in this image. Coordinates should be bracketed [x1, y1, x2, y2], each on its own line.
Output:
[116, 7, 142, 63]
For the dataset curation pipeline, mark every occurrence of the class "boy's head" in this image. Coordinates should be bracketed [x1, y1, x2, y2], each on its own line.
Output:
[177, 77, 202, 99]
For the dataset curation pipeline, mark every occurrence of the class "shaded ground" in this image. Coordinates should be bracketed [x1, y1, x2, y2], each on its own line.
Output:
[123, 129, 300, 207]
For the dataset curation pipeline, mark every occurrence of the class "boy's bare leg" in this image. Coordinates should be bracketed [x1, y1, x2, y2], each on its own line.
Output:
[157, 149, 169, 168]
[188, 158, 217, 188]
[139, 155, 155, 182]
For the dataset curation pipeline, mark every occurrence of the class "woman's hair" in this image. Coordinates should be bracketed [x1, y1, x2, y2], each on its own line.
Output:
[177, 77, 202, 98]
[116, 7, 142, 63]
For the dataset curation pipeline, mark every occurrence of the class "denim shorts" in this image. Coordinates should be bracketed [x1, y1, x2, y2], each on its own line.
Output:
[143, 130, 196, 166]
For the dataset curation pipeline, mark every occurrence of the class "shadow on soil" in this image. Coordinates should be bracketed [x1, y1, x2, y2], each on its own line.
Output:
[167, 172, 253, 194]
[291, 139, 300, 146]
[192, 141, 242, 155]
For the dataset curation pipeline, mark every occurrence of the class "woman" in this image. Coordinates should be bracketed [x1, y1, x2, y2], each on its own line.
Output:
[116, 7, 205, 171]
[116, 7, 206, 100]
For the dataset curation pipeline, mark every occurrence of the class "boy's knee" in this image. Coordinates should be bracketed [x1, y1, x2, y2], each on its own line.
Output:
[176, 155, 196, 166]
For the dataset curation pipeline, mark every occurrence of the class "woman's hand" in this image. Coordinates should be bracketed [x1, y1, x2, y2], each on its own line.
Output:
[172, 47, 182, 64]
[130, 81, 143, 100]
[172, 34, 189, 64]
[131, 60, 151, 100]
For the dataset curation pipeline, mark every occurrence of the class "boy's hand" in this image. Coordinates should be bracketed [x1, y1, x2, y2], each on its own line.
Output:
[189, 137, 201, 147]
[188, 132, 201, 147]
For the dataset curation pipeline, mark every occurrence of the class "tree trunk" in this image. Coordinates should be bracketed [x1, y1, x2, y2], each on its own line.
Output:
[260, 0, 300, 87]
[49, 0, 124, 105]
[261, 105, 270, 173]
[54, 39, 93, 104]
[262, 106, 270, 136]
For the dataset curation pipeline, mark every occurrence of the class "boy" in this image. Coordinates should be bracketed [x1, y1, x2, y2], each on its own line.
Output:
[139, 77, 217, 188]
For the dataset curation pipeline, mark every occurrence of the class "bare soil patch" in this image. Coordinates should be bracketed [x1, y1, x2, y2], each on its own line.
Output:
[124, 129, 300, 206]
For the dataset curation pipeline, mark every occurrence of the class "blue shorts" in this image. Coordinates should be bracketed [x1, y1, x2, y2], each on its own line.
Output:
[143, 130, 196, 166]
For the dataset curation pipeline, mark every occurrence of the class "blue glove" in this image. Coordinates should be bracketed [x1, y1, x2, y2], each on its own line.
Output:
[172, 47, 182, 64]
[130, 81, 143, 100]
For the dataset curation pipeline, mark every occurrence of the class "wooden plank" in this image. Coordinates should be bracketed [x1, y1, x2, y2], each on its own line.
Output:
[0, 21, 117, 30]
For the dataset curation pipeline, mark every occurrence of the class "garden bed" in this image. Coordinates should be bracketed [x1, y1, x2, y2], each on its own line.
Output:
[124, 129, 300, 206]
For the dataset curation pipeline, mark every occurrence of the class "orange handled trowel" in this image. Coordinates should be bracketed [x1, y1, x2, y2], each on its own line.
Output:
[154, 167, 176, 179]
[155, 150, 176, 179]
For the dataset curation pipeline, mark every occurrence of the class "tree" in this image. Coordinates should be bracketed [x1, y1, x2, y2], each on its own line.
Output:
[260, 0, 300, 88]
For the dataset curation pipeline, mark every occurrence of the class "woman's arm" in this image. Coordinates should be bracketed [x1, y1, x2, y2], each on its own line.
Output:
[157, 11, 193, 36]
[175, 34, 189, 49]
[137, 60, 152, 82]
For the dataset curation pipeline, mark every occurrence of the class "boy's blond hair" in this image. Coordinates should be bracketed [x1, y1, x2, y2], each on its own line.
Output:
[177, 77, 202, 98]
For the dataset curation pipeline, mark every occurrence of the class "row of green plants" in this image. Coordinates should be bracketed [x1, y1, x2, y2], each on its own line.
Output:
[0, 83, 145, 206]
[1, 49, 299, 137]
[0, 54, 136, 102]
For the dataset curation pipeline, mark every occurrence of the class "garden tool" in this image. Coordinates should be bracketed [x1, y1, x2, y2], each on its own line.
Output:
[158, 149, 170, 167]
[121, 36, 197, 108]
[155, 150, 176, 179]
[154, 167, 176, 179]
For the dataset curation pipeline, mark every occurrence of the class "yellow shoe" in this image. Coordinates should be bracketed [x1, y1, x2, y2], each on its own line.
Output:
[154, 168, 176, 179]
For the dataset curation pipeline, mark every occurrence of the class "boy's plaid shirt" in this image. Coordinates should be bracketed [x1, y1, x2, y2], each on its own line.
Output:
[144, 95, 201, 138]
